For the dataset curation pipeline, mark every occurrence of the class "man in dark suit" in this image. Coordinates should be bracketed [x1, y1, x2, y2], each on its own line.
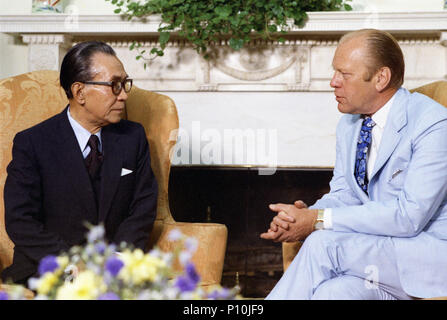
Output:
[1, 41, 158, 286]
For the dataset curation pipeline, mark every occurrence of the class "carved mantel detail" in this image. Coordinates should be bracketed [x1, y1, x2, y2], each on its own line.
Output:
[22, 34, 72, 72]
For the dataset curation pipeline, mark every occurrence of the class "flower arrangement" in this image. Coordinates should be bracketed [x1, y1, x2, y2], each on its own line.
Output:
[0, 225, 240, 300]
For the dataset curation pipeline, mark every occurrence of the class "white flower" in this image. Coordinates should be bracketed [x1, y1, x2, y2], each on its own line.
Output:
[87, 225, 105, 243]
[179, 251, 192, 266]
[148, 248, 161, 258]
[136, 290, 152, 300]
[184, 237, 198, 253]
[162, 252, 173, 263]
[27, 278, 39, 291]
[165, 287, 180, 299]
[167, 228, 182, 241]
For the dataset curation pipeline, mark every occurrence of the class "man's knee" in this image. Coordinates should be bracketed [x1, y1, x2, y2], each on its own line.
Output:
[302, 230, 336, 251]
[311, 276, 387, 300]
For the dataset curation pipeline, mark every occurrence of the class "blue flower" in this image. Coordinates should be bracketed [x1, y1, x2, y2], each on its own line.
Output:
[38, 255, 59, 275]
[0, 291, 9, 300]
[95, 242, 106, 255]
[175, 276, 196, 292]
[175, 262, 200, 293]
[185, 263, 200, 285]
[208, 288, 231, 300]
[105, 256, 124, 277]
[207, 290, 219, 299]
[98, 292, 120, 300]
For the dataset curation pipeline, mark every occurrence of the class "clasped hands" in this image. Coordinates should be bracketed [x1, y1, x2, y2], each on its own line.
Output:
[260, 200, 318, 243]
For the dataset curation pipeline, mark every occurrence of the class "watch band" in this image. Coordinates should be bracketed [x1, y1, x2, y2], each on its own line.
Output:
[314, 209, 325, 230]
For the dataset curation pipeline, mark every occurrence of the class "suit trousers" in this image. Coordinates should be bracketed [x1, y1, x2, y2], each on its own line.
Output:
[266, 230, 414, 300]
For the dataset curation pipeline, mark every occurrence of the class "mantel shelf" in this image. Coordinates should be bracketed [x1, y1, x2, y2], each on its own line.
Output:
[1, 11, 447, 35]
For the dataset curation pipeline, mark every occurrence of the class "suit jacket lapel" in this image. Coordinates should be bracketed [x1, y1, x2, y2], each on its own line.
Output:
[55, 107, 98, 221]
[369, 88, 408, 181]
[98, 124, 123, 223]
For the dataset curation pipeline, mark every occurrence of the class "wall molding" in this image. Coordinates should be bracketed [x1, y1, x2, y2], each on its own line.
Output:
[1, 12, 447, 34]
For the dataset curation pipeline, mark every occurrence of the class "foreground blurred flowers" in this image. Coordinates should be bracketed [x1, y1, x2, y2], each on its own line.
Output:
[0, 225, 240, 300]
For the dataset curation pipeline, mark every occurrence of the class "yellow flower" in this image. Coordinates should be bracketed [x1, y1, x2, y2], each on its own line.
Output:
[56, 271, 105, 300]
[57, 256, 69, 270]
[37, 273, 59, 295]
[119, 249, 167, 285]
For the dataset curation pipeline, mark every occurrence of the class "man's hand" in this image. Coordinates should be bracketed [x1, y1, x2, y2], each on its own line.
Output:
[260, 202, 317, 243]
[267, 200, 308, 233]
[294, 200, 308, 209]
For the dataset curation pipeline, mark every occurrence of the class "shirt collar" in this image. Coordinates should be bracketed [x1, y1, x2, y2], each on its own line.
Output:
[67, 106, 101, 152]
[371, 92, 396, 130]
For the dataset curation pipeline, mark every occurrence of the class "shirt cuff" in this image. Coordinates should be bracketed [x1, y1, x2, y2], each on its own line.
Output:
[323, 208, 333, 229]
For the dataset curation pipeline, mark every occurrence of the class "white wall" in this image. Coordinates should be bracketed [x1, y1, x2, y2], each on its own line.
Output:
[0, 0, 117, 79]
[0, 0, 32, 14]
[0, 34, 28, 78]
[63, 0, 118, 15]
[0, 0, 30, 78]
[0, 0, 115, 15]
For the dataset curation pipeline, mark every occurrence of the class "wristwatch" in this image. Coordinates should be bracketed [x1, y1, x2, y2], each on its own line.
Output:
[314, 209, 325, 230]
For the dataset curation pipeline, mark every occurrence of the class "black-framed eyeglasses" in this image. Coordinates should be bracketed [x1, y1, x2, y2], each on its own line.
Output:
[82, 79, 133, 95]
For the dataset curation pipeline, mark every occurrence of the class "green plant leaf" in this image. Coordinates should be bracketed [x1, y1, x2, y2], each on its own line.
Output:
[229, 38, 244, 51]
[268, 24, 277, 33]
[110, 0, 354, 60]
[159, 31, 170, 49]
[215, 6, 232, 18]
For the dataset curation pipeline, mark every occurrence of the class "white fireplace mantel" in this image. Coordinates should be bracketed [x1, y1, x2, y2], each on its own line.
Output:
[1, 11, 447, 34]
[1, 12, 446, 168]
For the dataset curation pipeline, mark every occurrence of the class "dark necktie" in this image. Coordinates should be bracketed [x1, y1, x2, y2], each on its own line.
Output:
[85, 135, 103, 180]
[354, 116, 375, 194]
[85, 135, 103, 215]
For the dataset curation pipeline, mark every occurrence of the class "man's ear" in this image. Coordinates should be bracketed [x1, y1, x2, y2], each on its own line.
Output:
[375, 67, 392, 92]
[71, 82, 86, 105]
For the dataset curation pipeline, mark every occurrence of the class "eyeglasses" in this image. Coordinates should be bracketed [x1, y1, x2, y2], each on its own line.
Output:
[82, 78, 133, 95]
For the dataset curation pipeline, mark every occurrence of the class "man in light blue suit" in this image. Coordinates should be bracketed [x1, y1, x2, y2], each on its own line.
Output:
[261, 29, 447, 300]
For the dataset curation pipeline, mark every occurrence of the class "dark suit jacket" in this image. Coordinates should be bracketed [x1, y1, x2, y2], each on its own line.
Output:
[1, 107, 158, 283]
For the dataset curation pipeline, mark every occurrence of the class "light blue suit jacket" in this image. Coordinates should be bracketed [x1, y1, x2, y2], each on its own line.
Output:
[311, 87, 447, 298]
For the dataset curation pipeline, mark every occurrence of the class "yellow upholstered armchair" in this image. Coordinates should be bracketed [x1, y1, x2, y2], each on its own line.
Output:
[281, 80, 447, 299]
[0, 70, 228, 292]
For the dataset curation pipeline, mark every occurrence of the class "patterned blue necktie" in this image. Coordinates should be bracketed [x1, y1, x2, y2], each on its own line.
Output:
[354, 116, 375, 193]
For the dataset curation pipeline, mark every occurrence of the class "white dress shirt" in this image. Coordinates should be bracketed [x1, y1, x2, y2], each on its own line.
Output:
[67, 107, 102, 158]
[322, 94, 396, 229]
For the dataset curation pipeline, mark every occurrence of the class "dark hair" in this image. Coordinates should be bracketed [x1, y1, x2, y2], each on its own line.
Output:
[340, 29, 405, 89]
[60, 41, 116, 99]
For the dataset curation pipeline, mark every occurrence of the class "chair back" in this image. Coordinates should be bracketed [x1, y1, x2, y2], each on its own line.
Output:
[0, 70, 67, 272]
[125, 87, 178, 224]
[410, 81, 447, 107]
